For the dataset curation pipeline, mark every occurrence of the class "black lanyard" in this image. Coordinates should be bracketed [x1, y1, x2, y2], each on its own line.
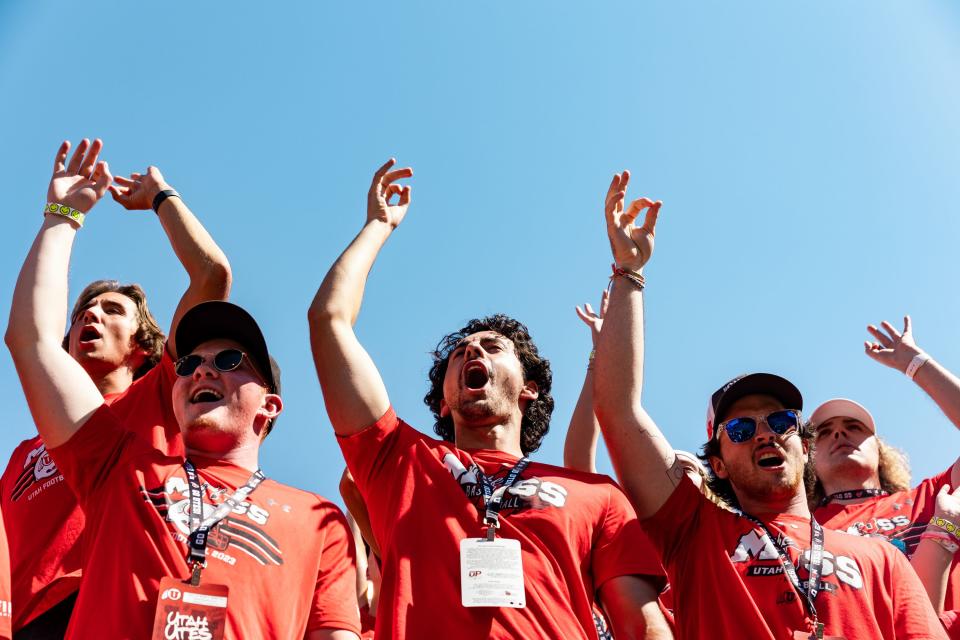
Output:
[738, 512, 826, 637]
[183, 459, 266, 585]
[819, 488, 888, 507]
[477, 457, 529, 541]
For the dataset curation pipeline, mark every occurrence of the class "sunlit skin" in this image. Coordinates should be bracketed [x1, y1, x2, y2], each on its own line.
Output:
[709, 394, 810, 517]
[172, 338, 281, 470]
[439, 330, 538, 457]
[66, 291, 148, 395]
[813, 417, 882, 498]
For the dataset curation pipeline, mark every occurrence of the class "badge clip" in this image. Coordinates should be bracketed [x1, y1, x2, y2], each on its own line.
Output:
[190, 561, 203, 586]
[485, 526, 496, 541]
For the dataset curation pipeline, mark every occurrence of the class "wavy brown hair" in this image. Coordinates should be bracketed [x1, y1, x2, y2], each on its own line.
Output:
[63, 280, 165, 379]
[424, 315, 554, 455]
[808, 434, 911, 507]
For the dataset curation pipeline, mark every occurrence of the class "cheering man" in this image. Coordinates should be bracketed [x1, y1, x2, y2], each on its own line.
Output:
[591, 169, 945, 639]
[310, 159, 670, 639]
[5, 141, 360, 638]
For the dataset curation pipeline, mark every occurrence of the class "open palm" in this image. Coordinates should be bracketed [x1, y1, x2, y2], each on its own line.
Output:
[47, 139, 112, 214]
[604, 170, 661, 272]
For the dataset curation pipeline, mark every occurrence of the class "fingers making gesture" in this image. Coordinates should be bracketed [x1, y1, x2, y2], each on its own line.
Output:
[109, 166, 172, 211]
[864, 315, 924, 373]
[604, 170, 662, 272]
[367, 158, 413, 229]
[47, 139, 113, 215]
[575, 289, 610, 348]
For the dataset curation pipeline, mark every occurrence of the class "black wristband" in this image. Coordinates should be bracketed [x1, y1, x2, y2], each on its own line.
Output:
[152, 189, 180, 214]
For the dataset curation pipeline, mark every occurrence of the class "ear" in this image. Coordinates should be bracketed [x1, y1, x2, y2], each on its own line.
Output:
[709, 455, 728, 480]
[439, 399, 450, 418]
[519, 380, 539, 403]
[260, 393, 283, 422]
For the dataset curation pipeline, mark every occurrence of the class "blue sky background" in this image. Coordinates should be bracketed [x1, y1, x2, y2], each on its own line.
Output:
[2, 1, 960, 506]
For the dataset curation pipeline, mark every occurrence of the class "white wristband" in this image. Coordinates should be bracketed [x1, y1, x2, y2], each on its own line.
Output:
[906, 353, 931, 380]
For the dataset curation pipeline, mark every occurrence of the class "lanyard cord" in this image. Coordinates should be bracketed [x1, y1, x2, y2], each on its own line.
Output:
[477, 457, 529, 541]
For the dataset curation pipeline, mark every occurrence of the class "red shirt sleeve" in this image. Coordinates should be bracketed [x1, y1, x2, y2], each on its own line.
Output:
[640, 474, 707, 565]
[940, 610, 960, 639]
[308, 504, 362, 634]
[591, 483, 666, 590]
[46, 405, 137, 504]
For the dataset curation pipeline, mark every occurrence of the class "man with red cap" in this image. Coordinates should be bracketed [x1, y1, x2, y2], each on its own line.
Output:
[592, 169, 945, 639]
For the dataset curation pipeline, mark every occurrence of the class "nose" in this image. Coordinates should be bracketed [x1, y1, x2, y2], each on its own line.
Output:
[81, 305, 101, 323]
[191, 359, 219, 380]
[754, 419, 777, 443]
[464, 341, 484, 359]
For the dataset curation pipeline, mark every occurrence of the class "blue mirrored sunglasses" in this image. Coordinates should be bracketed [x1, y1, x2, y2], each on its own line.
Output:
[717, 409, 802, 444]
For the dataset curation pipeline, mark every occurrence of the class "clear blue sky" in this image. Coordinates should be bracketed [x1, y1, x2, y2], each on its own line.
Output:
[2, 1, 960, 505]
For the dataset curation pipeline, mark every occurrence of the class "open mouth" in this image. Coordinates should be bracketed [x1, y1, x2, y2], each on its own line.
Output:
[463, 362, 490, 390]
[78, 326, 101, 343]
[190, 388, 224, 404]
[756, 451, 785, 468]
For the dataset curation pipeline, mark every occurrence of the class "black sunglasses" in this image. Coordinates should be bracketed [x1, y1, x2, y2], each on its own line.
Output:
[174, 349, 248, 377]
[717, 409, 802, 444]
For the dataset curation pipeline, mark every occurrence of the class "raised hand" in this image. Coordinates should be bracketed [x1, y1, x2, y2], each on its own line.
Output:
[367, 158, 413, 228]
[47, 139, 112, 214]
[604, 170, 662, 272]
[109, 166, 172, 211]
[576, 289, 610, 347]
[933, 484, 960, 522]
[864, 315, 923, 373]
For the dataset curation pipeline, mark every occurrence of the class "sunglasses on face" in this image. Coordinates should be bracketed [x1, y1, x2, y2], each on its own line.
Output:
[174, 349, 249, 377]
[717, 409, 802, 444]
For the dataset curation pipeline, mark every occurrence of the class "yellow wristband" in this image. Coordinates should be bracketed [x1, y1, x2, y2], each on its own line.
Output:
[930, 516, 960, 541]
[44, 202, 84, 228]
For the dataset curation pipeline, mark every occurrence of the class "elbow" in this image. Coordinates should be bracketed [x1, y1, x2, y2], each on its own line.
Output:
[307, 299, 351, 331]
[196, 258, 232, 301]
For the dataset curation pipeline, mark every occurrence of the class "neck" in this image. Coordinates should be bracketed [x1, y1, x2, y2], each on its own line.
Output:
[820, 470, 882, 504]
[92, 366, 136, 396]
[185, 441, 261, 473]
[736, 484, 811, 519]
[454, 420, 524, 458]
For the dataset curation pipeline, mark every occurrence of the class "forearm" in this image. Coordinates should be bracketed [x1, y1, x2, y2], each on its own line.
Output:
[912, 357, 960, 432]
[6, 217, 76, 350]
[564, 368, 599, 473]
[309, 221, 392, 327]
[910, 539, 951, 613]
[156, 196, 231, 301]
[594, 278, 678, 518]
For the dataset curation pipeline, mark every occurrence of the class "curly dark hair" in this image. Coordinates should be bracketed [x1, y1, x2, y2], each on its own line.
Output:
[698, 423, 815, 511]
[424, 315, 554, 455]
[62, 280, 165, 379]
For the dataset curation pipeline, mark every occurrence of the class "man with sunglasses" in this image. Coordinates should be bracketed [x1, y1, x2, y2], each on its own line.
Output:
[592, 169, 944, 639]
[309, 160, 670, 639]
[811, 316, 960, 617]
[2, 139, 234, 638]
[5, 143, 361, 638]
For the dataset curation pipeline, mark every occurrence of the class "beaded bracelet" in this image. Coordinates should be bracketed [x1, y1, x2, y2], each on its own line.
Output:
[921, 530, 960, 554]
[929, 516, 960, 541]
[44, 202, 84, 227]
[610, 264, 645, 291]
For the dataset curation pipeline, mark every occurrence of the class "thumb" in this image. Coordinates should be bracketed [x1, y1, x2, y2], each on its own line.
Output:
[93, 161, 113, 199]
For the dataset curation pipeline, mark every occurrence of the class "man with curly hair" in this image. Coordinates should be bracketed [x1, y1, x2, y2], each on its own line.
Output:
[811, 316, 960, 617]
[310, 159, 669, 639]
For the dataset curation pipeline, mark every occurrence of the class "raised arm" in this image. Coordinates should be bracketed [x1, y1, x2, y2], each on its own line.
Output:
[563, 290, 609, 473]
[110, 166, 231, 357]
[5, 140, 113, 447]
[308, 159, 412, 435]
[593, 170, 679, 519]
[864, 316, 960, 485]
[910, 484, 960, 614]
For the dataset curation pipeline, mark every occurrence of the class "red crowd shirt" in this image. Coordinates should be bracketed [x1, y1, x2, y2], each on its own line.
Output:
[643, 476, 945, 639]
[0, 349, 182, 631]
[815, 467, 960, 611]
[0, 505, 12, 640]
[47, 404, 361, 639]
[337, 407, 665, 640]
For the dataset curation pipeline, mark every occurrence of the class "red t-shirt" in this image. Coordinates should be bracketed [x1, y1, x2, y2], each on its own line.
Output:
[337, 407, 665, 640]
[0, 349, 182, 630]
[0, 505, 12, 640]
[643, 476, 945, 639]
[942, 611, 960, 639]
[47, 404, 361, 639]
[815, 468, 960, 611]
